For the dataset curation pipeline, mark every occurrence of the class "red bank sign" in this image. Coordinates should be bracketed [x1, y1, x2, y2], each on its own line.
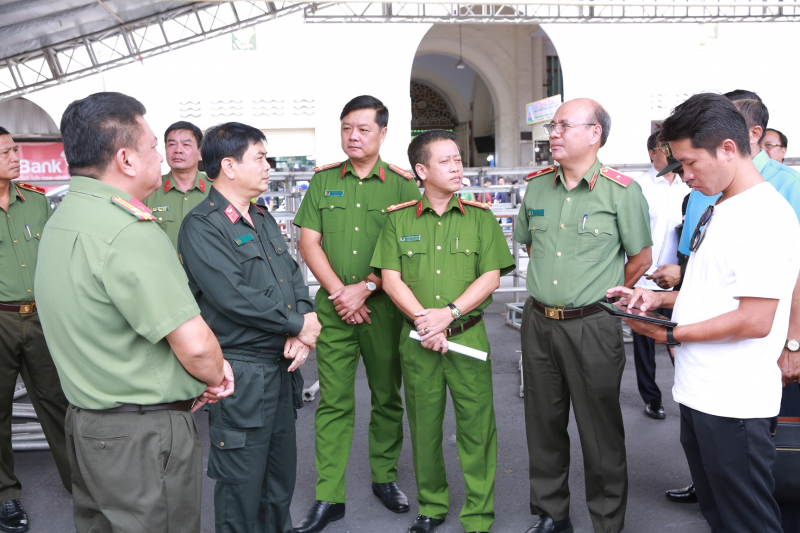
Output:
[18, 142, 70, 181]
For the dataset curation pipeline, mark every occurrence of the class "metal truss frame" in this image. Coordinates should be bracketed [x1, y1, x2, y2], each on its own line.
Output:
[0, 1, 307, 100]
[304, 1, 800, 24]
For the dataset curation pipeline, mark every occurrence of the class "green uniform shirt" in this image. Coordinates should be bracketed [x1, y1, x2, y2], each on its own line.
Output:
[35, 176, 205, 410]
[143, 170, 209, 249]
[371, 195, 516, 321]
[178, 186, 314, 354]
[513, 159, 652, 308]
[293, 157, 421, 285]
[0, 182, 51, 301]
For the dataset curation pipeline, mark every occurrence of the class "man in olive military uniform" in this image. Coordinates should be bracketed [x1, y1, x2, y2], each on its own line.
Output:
[143, 121, 209, 249]
[178, 122, 321, 533]
[35, 92, 233, 533]
[372, 130, 516, 533]
[513, 99, 653, 533]
[293, 95, 420, 533]
[0, 127, 71, 533]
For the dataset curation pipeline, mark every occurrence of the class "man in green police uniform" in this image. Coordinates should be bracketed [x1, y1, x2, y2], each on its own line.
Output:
[178, 122, 321, 533]
[293, 95, 421, 533]
[0, 127, 71, 533]
[513, 99, 653, 533]
[372, 130, 516, 533]
[143, 121, 209, 248]
[35, 92, 234, 533]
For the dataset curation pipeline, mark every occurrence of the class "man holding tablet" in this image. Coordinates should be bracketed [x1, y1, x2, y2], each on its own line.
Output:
[607, 93, 800, 533]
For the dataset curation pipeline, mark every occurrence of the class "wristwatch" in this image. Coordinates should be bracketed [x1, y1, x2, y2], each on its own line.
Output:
[447, 302, 462, 319]
[363, 277, 377, 292]
[666, 327, 681, 348]
[786, 339, 800, 352]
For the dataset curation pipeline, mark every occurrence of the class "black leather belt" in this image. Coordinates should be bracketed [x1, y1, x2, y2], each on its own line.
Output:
[406, 312, 484, 337]
[530, 298, 604, 320]
[84, 399, 195, 414]
[0, 302, 36, 314]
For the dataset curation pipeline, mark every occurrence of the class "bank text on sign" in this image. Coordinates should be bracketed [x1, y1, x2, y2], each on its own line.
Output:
[526, 95, 562, 125]
[18, 142, 69, 181]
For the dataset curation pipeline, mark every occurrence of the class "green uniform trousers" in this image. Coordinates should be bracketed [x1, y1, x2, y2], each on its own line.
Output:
[314, 289, 404, 503]
[65, 404, 202, 533]
[208, 353, 299, 533]
[520, 298, 628, 533]
[0, 309, 70, 500]
[399, 321, 497, 533]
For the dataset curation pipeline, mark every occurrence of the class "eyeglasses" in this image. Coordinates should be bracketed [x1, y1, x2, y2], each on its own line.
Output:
[763, 143, 786, 149]
[689, 205, 714, 252]
[543, 122, 597, 135]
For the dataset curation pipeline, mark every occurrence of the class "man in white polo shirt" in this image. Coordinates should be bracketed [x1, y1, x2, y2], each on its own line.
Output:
[608, 93, 800, 533]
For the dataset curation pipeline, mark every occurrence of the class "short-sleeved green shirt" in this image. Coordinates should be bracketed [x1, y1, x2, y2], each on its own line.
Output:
[371, 195, 516, 321]
[293, 157, 421, 286]
[143, 170, 209, 249]
[0, 182, 51, 301]
[513, 159, 652, 308]
[35, 176, 205, 409]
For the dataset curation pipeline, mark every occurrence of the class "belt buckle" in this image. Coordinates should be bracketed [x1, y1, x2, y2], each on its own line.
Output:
[445, 327, 452, 337]
[19, 303, 35, 314]
[544, 306, 565, 320]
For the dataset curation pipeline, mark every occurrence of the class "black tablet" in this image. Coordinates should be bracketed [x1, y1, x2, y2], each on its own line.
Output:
[599, 301, 678, 328]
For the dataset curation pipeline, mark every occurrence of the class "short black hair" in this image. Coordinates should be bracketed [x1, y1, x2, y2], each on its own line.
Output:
[660, 93, 751, 158]
[201, 122, 266, 180]
[164, 121, 203, 147]
[60, 92, 146, 178]
[724, 89, 769, 144]
[407, 129, 458, 177]
[340, 95, 388, 129]
[766, 128, 788, 149]
[647, 131, 659, 152]
[591, 102, 611, 147]
[0, 126, 9, 137]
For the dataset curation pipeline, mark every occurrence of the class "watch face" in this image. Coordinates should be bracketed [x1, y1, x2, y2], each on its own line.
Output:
[788, 339, 800, 351]
[366, 281, 376, 291]
[452, 308, 461, 318]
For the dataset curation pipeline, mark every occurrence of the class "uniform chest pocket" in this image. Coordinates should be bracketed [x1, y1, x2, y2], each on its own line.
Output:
[528, 218, 548, 259]
[153, 211, 174, 225]
[23, 225, 43, 242]
[450, 239, 480, 281]
[319, 196, 347, 233]
[575, 220, 615, 262]
[269, 235, 288, 255]
[399, 241, 427, 283]
[366, 200, 389, 236]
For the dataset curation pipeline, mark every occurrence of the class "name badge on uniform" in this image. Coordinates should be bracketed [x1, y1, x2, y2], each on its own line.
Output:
[235, 233, 254, 246]
[400, 235, 421, 242]
[151, 206, 170, 212]
[324, 190, 344, 197]
[529, 209, 545, 217]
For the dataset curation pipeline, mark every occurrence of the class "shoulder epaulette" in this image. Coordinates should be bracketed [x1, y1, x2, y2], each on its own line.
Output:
[460, 198, 492, 210]
[313, 161, 344, 173]
[387, 200, 418, 212]
[526, 165, 557, 181]
[111, 196, 156, 221]
[387, 164, 416, 180]
[16, 182, 46, 194]
[600, 167, 633, 187]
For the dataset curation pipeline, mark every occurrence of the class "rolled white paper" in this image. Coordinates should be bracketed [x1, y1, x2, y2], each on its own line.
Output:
[409, 330, 488, 361]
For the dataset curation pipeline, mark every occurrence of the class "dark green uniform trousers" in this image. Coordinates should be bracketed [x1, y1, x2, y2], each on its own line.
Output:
[314, 289, 404, 503]
[520, 299, 628, 533]
[208, 353, 299, 533]
[0, 309, 70, 500]
[400, 322, 496, 533]
[65, 404, 202, 533]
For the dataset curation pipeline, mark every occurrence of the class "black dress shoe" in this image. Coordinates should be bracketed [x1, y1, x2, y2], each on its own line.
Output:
[372, 481, 409, 513]
[645, 403, 666, 420]
[525, 514, 573, 533]
[408, 514, 445, 533]
[0, 499, 29, 533]
[665, 483, 697, 504]
[293, 501, 345, 533]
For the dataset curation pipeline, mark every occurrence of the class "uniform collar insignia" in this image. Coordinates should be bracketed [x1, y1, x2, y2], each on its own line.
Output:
[198, 178, 206, 192]
[224, 204, 240, 224]
[339, 162, 348, 179]
[456, 197, 465, 215]
[13, 184, 25, 201]
[416, 199, 424, 218]
[379, 166, 385, 182]
[164, 178, 171, 192]
[589, 171, 598, 191]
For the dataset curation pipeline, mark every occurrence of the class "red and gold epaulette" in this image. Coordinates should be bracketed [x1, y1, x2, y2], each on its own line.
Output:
[313, 161, 344, 173]
[387, 200, 418, 212]
[387, 164, 416, 180]
[111, 196, 156, 221]
[526, 165, 557, 181]
[16, 182, 46, 194]
[460, 199, 492, 210]
[600, 167, 633, 187]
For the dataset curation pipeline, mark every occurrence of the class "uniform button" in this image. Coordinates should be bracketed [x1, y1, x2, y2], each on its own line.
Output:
[13, 240, 17, 243]
[356, 203, 361, 208]
[280, 279, 284, 283]
[36, 233, 39, 237]
[352, 276, 357, 280]
[288, 305, 292, 309]
[353, 250, 357, 255]
[382, 209, 385, 213]
[27, 289, 31, 293]
[557, 252, 562, 257]
[184, 198, 188, 201]
[220, 442, 225, 447]
[268, 256, 272, 260]
[359, 181, 363, 185]
[21, 264, 25, 268]
[330, 205, 334, 209]
[355, 227, 359, 231]
[465, 249, 470, 253]
[531, 226, 535, 231]
[99, 442, 106, 449]
[158, 217, 163, 221]
[209, 202, 214, 206]
[437, 245, 441, 250]
[553, 280, 558, 285]
[438, 221, 442, 226]
[567, 197, 571, 202]
[436, 295, 441, 300]
[436, 270, 441, 274]
[594, 229, 599, 234]
[407, 251, 413, 256]
[560, 224, 565, 229]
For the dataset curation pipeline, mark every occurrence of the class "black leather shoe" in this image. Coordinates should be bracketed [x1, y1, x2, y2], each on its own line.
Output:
[372, 481, 409, 513]
[408, 514, 445, 533]
[665, 483, 697, 504]
[0, 499, 29, 533]
[645, 403, 666, 420]
[293, 501, 345, 533]
[525, 514, 573, 533]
